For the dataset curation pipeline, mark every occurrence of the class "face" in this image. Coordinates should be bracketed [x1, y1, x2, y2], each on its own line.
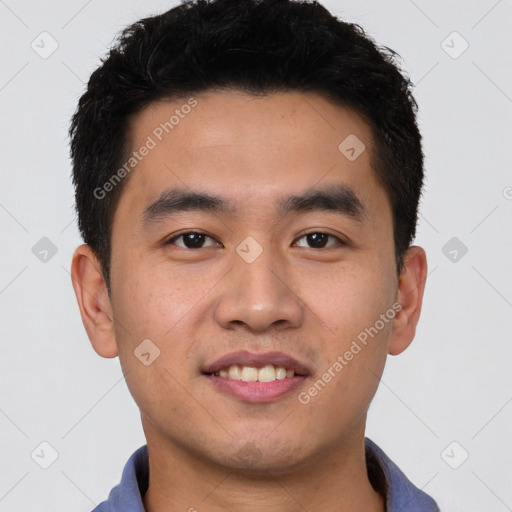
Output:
[86, 91, 407, 472]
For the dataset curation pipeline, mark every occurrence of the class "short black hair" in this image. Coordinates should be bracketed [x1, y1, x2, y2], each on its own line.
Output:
[70, 0, 424, 292]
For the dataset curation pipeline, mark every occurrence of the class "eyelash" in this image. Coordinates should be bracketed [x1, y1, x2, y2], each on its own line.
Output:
[165, 231, 345, 249]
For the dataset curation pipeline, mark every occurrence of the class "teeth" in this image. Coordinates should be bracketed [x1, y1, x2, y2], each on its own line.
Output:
[228, 365, 242, 380]
[258, 365, 276, 382]
[241, 366, 258, 382]
[216, 364, 295, 382]
[275, 367, 287, 380]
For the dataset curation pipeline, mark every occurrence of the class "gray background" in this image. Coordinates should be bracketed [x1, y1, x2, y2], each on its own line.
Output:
[1, 0, 511, 510]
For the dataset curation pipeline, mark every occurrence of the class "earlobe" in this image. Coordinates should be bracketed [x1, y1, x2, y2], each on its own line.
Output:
[70, 244, 119, 358]
[388, 246, 428, 356]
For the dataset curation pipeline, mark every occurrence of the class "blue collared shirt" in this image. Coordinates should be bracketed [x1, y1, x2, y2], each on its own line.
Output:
[91, 438, 439, 511]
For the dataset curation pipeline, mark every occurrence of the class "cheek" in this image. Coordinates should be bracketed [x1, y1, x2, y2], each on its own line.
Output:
[109, 264, 203, 417]
[301, 267, 394, 349]
[298, 266, 394, 410]
[112, 257, 207, 340]
[110, 256, 219, 399]
[298, 284, 392, 428]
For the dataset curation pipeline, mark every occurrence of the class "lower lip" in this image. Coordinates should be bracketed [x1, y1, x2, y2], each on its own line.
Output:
[204, 375, 307, 403]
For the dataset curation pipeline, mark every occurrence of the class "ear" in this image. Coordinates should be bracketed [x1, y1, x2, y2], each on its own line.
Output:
[388, 246, 428, 356]
[70, 244, 118, 358]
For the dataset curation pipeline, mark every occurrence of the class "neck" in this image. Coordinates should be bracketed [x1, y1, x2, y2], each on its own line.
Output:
[141, 420, 385, 512]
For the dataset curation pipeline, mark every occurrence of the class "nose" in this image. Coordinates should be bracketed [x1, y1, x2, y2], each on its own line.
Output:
[214, 248, 304, 333]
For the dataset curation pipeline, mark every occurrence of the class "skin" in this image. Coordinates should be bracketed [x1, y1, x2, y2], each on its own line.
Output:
[71, 90, 427, 512]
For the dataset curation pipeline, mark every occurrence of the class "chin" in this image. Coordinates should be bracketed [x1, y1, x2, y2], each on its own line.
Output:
[212, 435, 312, 474]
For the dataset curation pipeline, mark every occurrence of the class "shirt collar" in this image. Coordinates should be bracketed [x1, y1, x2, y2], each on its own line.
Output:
[365, 438, 439, 511]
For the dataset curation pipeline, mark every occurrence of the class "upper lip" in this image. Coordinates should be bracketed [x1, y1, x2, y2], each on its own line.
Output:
[202, 350, 311, 376]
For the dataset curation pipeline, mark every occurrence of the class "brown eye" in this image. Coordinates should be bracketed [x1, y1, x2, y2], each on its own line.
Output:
[166, 232, 221, 249]
[294, 232, 341, 249]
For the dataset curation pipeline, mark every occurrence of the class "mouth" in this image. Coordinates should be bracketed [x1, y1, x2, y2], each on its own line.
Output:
[206, 364, 297, 382]
[202, 351, 310, 403]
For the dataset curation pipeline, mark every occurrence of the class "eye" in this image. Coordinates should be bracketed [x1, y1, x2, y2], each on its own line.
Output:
[166, 232, 222, 249]
[294, 232, 342, 249]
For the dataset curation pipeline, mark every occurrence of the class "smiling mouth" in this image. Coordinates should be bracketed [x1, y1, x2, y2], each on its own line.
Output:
[206, 364, 297, 382]
[202, 350, 310, 403]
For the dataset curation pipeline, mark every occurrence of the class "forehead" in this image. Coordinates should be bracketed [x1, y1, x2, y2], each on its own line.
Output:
[115, 90, 388, 225]
[129, 89, 373, 158]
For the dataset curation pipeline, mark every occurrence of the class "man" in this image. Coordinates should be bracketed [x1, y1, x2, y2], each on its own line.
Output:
[69, 0, 438, 510]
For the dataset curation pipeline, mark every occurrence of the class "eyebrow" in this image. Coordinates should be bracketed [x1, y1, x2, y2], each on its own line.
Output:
[141, 184, 367, 227]
[278, 184, 366, 220]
